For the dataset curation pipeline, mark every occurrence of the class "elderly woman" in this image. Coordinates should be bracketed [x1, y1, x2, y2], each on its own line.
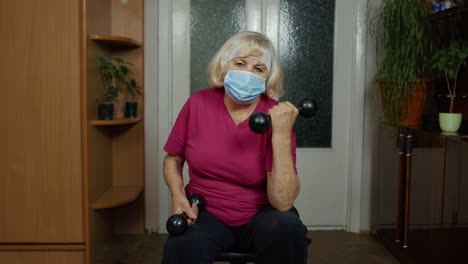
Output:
[162, 31, 311, 264]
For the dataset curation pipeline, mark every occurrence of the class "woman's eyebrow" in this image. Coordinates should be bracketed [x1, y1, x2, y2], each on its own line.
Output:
[254, 63, 267, 69]
[234, 57, 266, 68]
[248, 58, 267, 67]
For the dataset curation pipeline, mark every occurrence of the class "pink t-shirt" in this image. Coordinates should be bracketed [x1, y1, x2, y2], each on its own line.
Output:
[164, 87, 297, 226]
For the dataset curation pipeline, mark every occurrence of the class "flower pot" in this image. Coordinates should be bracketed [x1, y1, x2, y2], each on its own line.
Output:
[379, 79, 430, 127]
[439, 112, 462, 132]
[125, 101, 138, 118]
[98, 102, 114, 120]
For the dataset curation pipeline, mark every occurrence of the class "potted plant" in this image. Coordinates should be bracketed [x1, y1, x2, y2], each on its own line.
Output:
[369, 0, 432, 127]
[124, 78, 142, 118]
[97, 55, 121, 120]
[96, 56, 134, 120]
[109, 56, 141, 119]
[431, 41, 468, 133]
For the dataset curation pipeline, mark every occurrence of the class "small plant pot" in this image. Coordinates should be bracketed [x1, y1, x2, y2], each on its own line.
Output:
[125, 101, 138, 118]
[98, 102, 114, 120]
[436, 94, 468, 120]
[439, 112, 462, 132]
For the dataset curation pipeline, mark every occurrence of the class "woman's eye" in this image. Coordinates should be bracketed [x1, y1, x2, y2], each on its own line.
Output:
[235, 62, 245, 67]
[255, 67, 264, 73]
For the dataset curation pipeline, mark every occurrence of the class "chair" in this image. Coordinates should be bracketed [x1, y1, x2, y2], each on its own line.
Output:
[215, 249, 256, 264]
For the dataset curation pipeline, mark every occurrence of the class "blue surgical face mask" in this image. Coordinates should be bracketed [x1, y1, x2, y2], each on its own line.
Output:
[224, 70, 266, 105]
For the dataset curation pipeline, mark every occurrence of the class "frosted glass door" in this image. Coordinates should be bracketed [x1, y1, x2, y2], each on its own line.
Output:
[279, 0, 335, 147]
[190, 0, 246, 93]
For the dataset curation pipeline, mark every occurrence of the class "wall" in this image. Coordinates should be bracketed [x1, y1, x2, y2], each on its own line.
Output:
[362, 0, 382, 232]
[144, 0, 160, 232]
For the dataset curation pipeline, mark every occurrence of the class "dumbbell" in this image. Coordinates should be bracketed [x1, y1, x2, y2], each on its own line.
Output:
[166, 194, 206, 236]
[249, 97, 318, 134]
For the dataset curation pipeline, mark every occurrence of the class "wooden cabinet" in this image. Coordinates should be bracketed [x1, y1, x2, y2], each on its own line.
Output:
[372, 126, 468, 263]
[0, 0, 84, 244]
[373, 8, 468, 261]
[0, 252, 84, 264]
[0, 0, 145, 263]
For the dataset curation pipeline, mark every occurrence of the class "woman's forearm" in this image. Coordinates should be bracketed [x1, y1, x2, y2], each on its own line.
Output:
[267, 134, 300, 211]
[163, 154, 186, 200]
[163, 154, 199, 219]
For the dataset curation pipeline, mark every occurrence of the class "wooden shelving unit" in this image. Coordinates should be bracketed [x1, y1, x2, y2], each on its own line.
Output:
[90, 117, 141, 126]
[89, 34, 142, 48]
[91, 185, 143, 209]
[85, 1, 145, 263]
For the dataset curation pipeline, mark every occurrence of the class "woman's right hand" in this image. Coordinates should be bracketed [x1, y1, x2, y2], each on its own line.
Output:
[171, 193, 199, 225]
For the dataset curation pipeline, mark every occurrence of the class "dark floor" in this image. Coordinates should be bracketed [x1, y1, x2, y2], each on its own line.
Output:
[96, 231, 399, 264]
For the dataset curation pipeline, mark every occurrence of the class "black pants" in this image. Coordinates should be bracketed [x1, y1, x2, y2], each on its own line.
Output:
[161, 205, 311, 264]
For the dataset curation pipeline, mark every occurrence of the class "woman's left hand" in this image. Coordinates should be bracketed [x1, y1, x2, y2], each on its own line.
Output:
[268, 102, 299, 137]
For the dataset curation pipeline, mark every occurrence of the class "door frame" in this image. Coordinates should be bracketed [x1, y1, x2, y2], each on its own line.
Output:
[145, 0, 369, 233]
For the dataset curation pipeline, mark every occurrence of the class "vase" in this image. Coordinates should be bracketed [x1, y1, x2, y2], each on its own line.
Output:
[439, 112, 462, 132]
